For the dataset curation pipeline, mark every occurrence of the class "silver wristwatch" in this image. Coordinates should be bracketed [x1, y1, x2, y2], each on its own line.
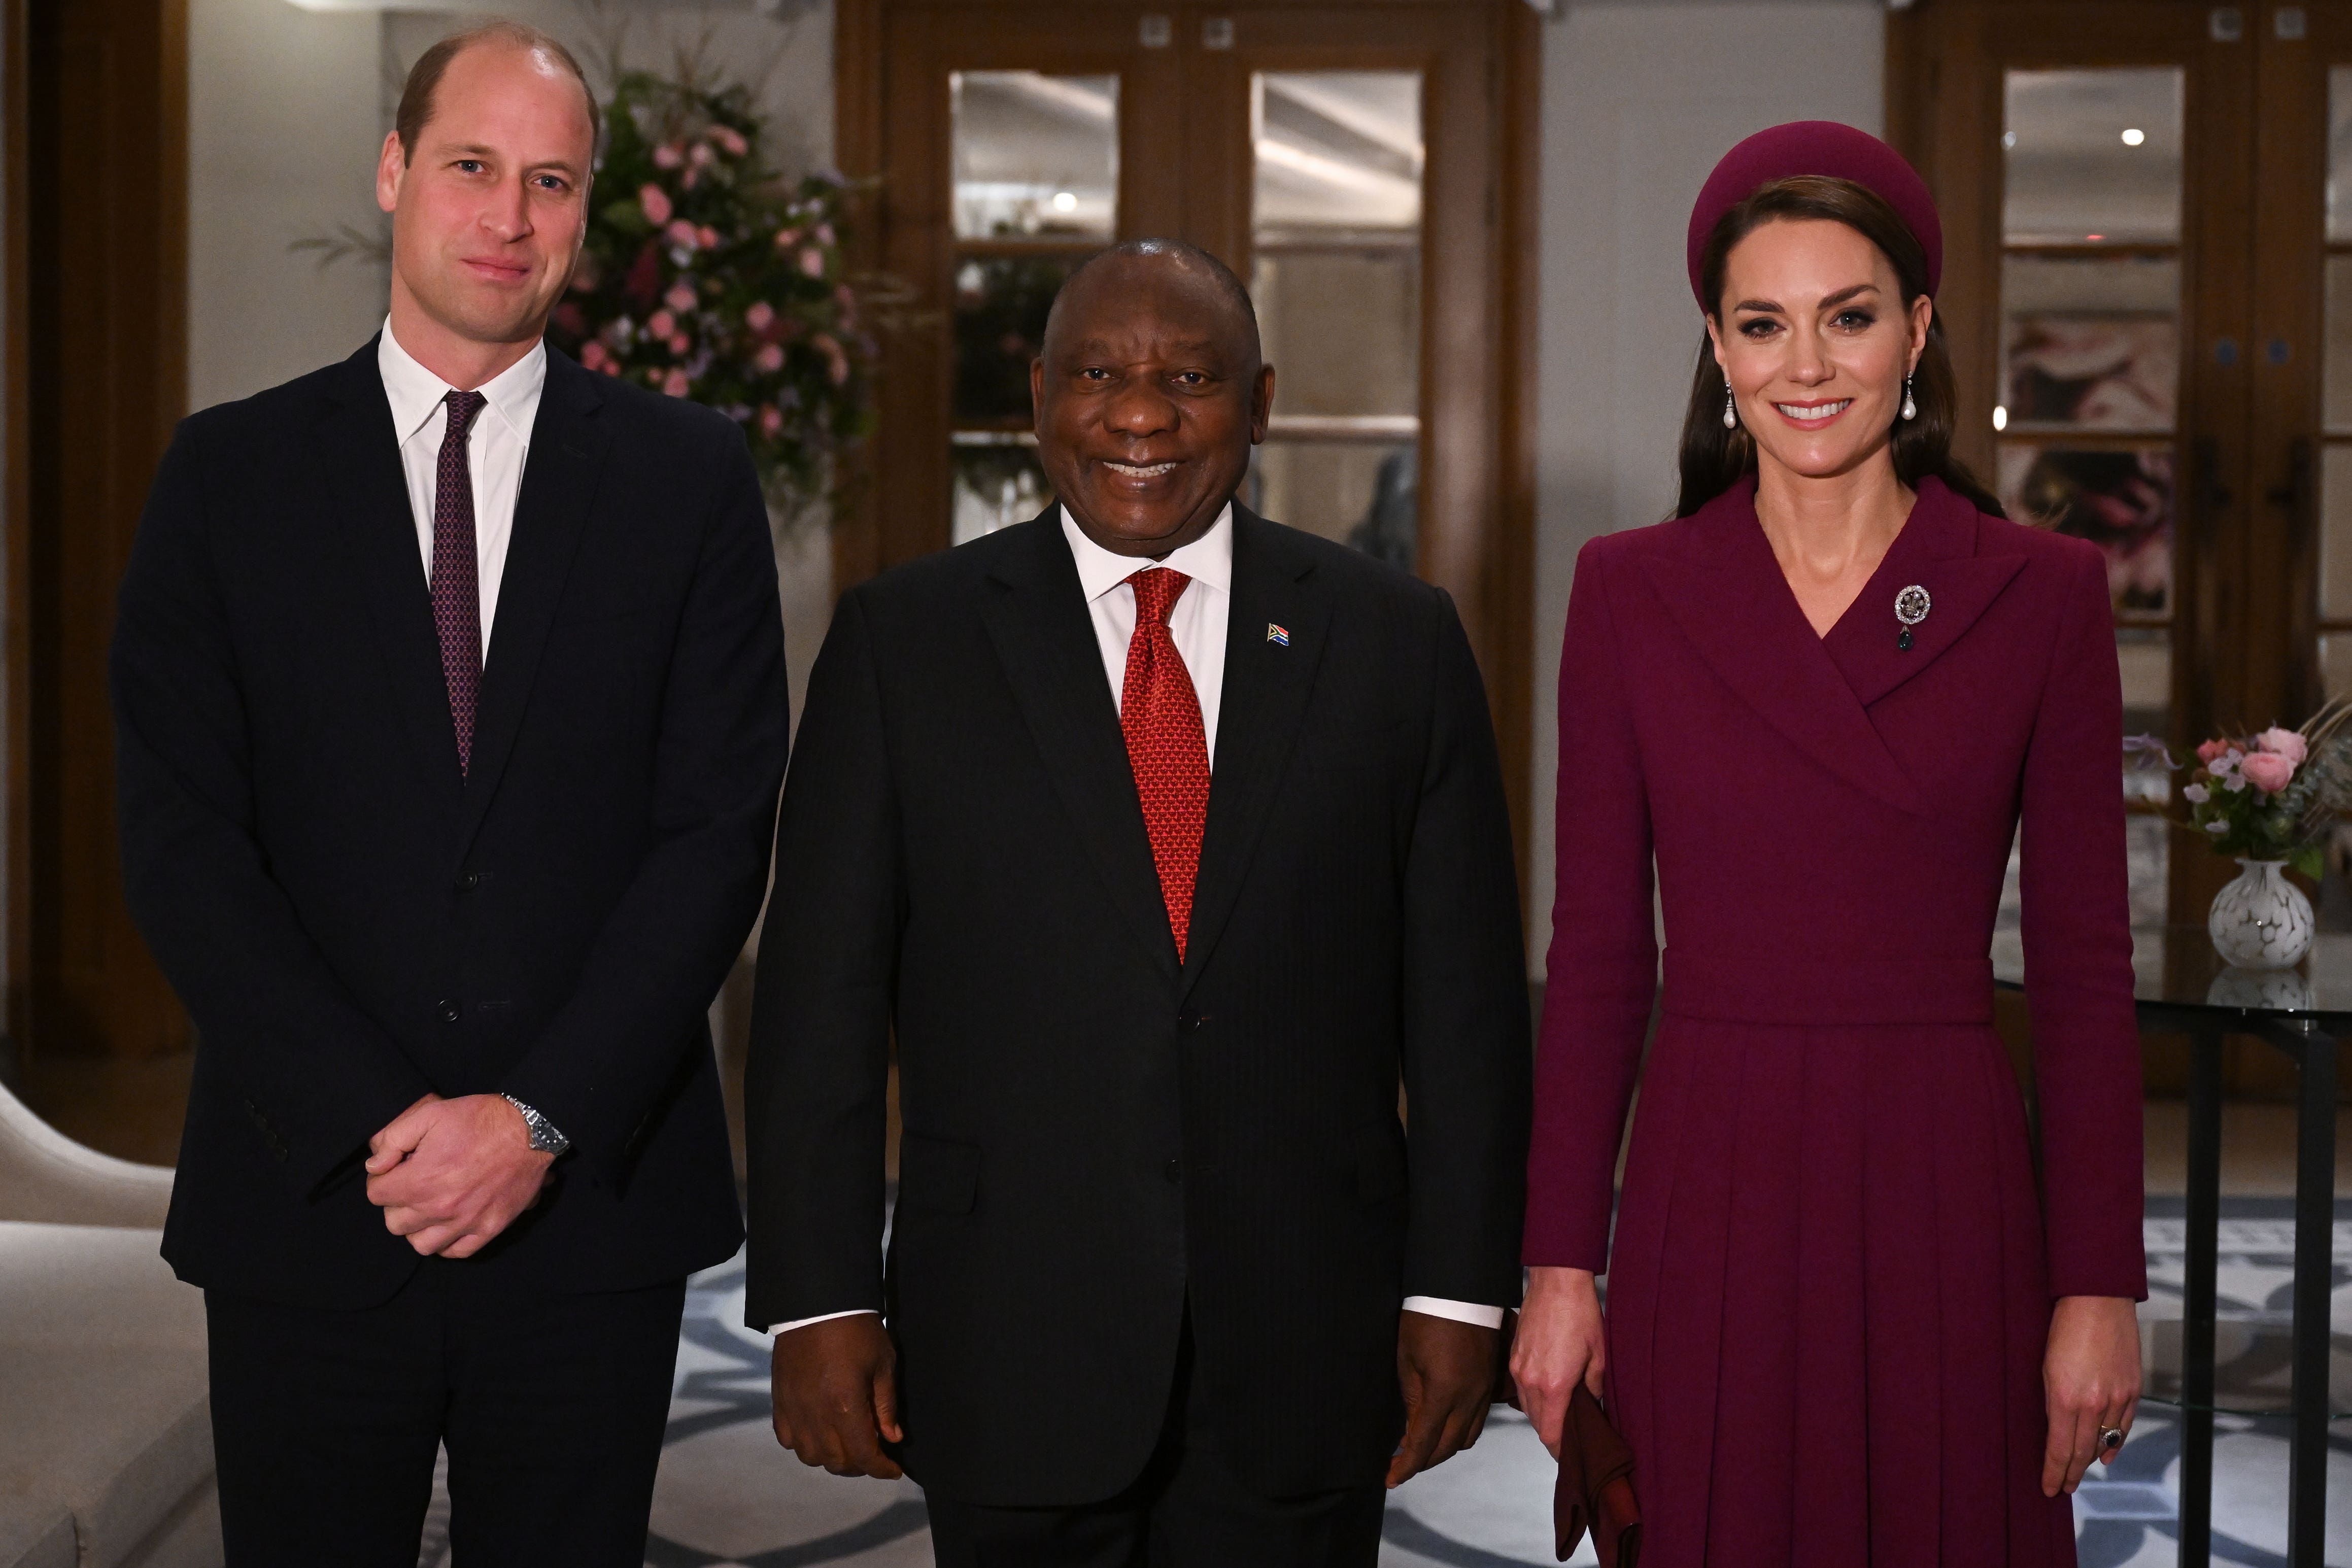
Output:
[500, 1094, 571, 1156]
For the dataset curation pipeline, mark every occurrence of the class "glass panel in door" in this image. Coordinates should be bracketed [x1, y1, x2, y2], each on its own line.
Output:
[2315, 69, 2352, 687]
[948, 71, 1118, 543]
[1996, 66, 2186, 931]
[1245, 71, 1423, 563]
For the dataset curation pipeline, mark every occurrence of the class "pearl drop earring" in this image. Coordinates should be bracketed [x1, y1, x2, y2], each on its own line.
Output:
[1900, 373, 1918, 422]
[1722, 384, 1739, 430]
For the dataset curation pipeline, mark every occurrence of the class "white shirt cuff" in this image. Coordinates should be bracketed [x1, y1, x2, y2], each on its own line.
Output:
[769, 1307, 879, 1335]
[1402, 1296, 1508, 1330]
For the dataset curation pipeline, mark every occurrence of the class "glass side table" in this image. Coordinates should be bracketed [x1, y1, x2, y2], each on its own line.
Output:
[1992, 925, 2342, 1568]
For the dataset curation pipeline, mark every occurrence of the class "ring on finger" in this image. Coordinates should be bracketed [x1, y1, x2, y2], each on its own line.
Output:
[2097, 1425, 2125, 1454]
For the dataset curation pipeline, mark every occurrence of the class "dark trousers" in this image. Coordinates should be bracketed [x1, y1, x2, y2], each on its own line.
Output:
[923, 1321, 1385, 1568]
[205, 1259, 686, 1568]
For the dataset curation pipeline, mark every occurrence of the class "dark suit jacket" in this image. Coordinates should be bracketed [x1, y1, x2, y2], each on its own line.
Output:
[111, 339, 789, 1309]
[743, 506, 1530, 1506]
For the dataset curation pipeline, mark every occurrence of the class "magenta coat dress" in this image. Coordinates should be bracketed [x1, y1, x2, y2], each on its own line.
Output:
[1525, 475, 2148, 1566]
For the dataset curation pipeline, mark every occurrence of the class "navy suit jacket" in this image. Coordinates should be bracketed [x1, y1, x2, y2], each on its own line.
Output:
[111, 339, 789, 1307]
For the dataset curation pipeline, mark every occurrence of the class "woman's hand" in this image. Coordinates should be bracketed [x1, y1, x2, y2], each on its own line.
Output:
[1511, 1266, 1608, 1458]
[2042, 1294, 2141, 1497]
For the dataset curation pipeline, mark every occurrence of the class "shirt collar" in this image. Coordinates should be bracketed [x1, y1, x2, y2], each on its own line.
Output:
[378, 316, 548, 449]
[1060, 503, 1236, 604]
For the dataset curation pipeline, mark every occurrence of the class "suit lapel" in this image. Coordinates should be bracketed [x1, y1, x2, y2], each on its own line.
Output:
[1642, 481, 1925, 817]
[1822, 479, 2028, 709]
[980, 513, 1181, 984]
[320, 343, 464, 828]
[456, 353, 609, 856]
[1178, 510, 1328, 999]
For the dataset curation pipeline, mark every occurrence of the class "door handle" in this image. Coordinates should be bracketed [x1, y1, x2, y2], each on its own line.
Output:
[2189, 435, 2230, 735]
[2266, 437, 2320, 714]
[2268, 436, 2313, 517]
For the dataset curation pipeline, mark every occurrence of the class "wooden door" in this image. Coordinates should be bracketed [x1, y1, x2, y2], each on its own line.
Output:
[835, 0, 1540, 861]
[9, 0, 191, 1061]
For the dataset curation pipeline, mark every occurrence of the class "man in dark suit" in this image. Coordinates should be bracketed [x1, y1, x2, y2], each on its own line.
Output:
[109, 22, 787, 1566]
[746, 240, 1530, 1565]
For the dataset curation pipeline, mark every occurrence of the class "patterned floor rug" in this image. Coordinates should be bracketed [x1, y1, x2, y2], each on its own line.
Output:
[416, 1201, 2347, 1568]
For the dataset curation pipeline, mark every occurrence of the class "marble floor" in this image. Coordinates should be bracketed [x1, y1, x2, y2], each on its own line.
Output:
[412, 1200, 2349, 1568]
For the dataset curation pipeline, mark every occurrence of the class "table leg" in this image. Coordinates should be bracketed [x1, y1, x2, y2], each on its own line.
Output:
[2179, 1024, 2222, 1568]
[2288, 1026, 2336, 1568]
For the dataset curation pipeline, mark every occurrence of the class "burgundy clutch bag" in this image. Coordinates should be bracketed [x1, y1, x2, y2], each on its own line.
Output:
[1554, 1383, 1641, 1566]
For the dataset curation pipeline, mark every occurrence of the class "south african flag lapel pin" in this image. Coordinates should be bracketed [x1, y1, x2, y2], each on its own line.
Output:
[1267, 623, 1290, 646]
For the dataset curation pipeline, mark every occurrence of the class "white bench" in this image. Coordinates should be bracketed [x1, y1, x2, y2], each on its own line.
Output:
[0, 1081, 219, 1568]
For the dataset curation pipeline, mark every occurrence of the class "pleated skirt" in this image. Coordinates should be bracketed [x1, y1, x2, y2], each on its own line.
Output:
[1601, 1016, 2077, 1567]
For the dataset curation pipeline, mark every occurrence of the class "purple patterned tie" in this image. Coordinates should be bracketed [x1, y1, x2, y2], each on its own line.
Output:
[433, 389, 488, 774]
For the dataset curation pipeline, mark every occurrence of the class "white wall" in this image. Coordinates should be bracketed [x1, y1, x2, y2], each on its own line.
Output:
[186, 0, 838, 718]
[1527, 0, 1885, 967]
[188, 0, 391, 410]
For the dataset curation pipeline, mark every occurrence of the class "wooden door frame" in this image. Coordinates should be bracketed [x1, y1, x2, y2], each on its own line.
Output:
[831, 0, 1542, 886]
[5, 0, 190, 1060]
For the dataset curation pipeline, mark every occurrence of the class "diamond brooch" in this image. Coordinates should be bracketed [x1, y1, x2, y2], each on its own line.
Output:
[1894, 584, 1931, 651]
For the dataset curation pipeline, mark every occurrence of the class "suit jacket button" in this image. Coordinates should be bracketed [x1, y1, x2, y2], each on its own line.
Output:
[437, 1000, 461, 1025]
[1163, 1158, 1182, 1183]
[1177, 1009, 1202, 1032]
[456, 871, 482, 893]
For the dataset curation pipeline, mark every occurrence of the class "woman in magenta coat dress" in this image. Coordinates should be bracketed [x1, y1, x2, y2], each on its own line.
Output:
[1510, 123, 2149, 1565]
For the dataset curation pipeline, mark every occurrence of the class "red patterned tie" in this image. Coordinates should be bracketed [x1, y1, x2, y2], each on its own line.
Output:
[433, 389, 488, 774]
[1120, 568, 1212, 960]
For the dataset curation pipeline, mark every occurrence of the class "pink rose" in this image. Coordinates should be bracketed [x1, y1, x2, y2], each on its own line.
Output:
[773, 228, 801, 250]
[754, 343, 784, 372]
[745, 300, 775, 332]
[668, 332, 691, 355]
[2242, 751, 2297, 793]
[758, 405, 783, 437]
[664, 282, 697, 314]
[662, 368, 691, 397]
[2197, 738, 2231, 763]
[647, 309, 675, 338]
[799, 247, 826, 279]
[2258, 726, 2309, 764]
[665, 219, 701, 251]
[639, 184, 672, 226]
[653, 144, 684, 170]
[698, 225, 721, 250]
[712, 125, 749, 158]
[580, 339, 609, 371]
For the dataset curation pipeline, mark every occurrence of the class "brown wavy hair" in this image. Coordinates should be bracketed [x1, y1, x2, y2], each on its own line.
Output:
[1675, 174, 2003, 521]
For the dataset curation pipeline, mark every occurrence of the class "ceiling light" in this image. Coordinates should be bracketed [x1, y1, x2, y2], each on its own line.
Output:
[1992, 405, 2008, 431]
[1051, 191, 1078, 213]
[2002, 131, 2018, 149]
[2121, 127, 2146, 146]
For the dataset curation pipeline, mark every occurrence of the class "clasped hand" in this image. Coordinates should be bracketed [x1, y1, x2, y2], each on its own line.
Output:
[364, 1092, 554, 1258]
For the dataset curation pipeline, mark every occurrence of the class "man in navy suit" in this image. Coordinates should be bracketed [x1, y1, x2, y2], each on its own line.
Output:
[111, 22, 787, 1565]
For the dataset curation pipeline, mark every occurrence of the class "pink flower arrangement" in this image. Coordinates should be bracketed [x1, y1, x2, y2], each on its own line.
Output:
[2161, 708, 2352, 877]
[549, 67, 881, 510]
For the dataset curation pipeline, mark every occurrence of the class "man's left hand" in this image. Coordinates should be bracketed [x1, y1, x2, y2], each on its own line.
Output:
[364, 1093, 554, 1258]
[1387, 1311, 1499, 1488]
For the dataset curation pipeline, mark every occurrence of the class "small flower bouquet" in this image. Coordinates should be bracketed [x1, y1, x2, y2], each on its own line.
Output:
[2178, 724, 2335, 878]
[2139, 699, 2352, 968]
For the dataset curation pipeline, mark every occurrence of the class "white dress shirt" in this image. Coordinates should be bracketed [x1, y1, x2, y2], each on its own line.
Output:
[774, 507, 1504, 1336]
[378, 318, 547, 659]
